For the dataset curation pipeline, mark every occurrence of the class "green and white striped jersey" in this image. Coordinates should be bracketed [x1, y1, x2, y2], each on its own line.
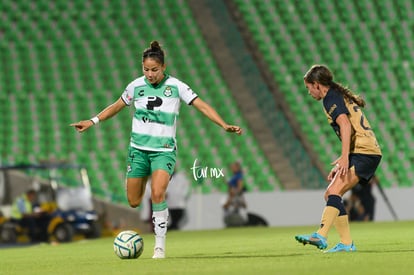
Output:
[121, 74, 198, 152]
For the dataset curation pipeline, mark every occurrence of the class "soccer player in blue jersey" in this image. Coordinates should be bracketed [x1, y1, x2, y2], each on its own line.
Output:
[295, 65, 382, 253]
[71, 41, 242, 258]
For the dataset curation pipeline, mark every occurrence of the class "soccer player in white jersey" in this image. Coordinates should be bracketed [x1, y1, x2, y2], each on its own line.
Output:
[71, 41, 242, 258]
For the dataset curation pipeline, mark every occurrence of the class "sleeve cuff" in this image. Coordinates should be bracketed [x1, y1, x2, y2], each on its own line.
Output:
[188, 96, 198, 105]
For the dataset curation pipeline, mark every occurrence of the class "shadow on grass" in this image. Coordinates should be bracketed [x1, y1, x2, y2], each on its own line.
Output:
[357, 249, 414, 254]
[172, 249, 414, 259]
[172, 252, 307, 259]
[0, 243, 38, 249]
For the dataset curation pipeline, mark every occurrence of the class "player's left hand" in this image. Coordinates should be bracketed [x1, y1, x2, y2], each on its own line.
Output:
[223, 125, 242, 135]
[331, 155, 349, 177]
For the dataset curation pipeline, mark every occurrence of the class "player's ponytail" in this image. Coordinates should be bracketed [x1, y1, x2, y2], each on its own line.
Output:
[304, 64, 366, 107]
[142, 41, 165, 64]
[329, 82, 366, 108]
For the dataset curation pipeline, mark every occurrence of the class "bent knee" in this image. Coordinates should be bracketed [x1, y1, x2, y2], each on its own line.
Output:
[324, 190, 345, 202]
[127, 197, 142, 208]
[151, 192, 165, 204]
[324, 190, 337, 201]
[324, 191, 329, 202]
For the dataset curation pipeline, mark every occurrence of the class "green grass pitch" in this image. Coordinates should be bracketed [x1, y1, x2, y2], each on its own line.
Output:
[1, 221, 414, 275]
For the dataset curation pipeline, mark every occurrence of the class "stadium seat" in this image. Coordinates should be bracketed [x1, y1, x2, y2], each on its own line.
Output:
[0, 0, 282, 203]
[233, 0, 413, 187]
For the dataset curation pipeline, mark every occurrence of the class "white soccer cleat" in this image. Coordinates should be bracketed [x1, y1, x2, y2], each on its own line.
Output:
[152, 247, 165, 259]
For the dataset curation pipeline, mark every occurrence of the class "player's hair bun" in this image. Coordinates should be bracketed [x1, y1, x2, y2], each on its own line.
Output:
[150, 41, 162, 52]
[142, 41, 165, 64]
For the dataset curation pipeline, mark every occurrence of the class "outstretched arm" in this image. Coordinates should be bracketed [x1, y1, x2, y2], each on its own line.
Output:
[70, 98, 127, 132]
[192, 98, 242, 135]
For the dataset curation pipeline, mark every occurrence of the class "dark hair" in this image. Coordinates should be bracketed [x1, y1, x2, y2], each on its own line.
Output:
[231, 161, 242, 172]
[142, 41, 165, 65]
[26, 189, 36, 195]
[304, 64, 365, 107]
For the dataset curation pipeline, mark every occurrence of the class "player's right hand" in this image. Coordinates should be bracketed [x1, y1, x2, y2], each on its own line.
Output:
[327, 163, 339, 181]
[70, 120, 94, 132]
[327, 169, 336, 182]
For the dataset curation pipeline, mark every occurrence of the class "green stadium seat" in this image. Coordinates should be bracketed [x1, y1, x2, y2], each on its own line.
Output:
[0, 0, 282, 200]
[233, 0, 411, 188]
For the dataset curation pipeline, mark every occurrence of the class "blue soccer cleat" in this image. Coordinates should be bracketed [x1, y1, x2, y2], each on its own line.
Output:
[324, 242, 357, 253]
[295, 232, 328, 250]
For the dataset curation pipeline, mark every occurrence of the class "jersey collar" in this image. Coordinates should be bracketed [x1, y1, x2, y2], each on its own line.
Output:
[145, 73, 170, 88]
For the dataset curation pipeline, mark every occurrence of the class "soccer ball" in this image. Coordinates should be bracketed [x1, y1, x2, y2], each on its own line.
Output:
[113, 230, 144, 259]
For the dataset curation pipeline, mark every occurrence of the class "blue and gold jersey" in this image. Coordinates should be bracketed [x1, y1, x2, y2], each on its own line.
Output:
[323, 89, 381, 155]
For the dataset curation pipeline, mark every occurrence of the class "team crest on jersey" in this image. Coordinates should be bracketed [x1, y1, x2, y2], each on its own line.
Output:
[164, 87, 172, 97]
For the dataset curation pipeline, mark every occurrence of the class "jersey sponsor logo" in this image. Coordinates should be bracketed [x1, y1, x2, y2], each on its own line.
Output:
[164, 86, 172, 97]
[328, 104, 337, 116]
[146, 96, 163, 110]
[141, 116, 166, 125]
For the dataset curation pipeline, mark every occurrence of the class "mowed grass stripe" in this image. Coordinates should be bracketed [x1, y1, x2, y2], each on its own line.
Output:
[1, 221, 413, 275]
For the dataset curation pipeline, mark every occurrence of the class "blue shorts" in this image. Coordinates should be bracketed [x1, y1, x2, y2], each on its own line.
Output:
[126, 146, 176, 178]
[349, 153, 382, 184]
